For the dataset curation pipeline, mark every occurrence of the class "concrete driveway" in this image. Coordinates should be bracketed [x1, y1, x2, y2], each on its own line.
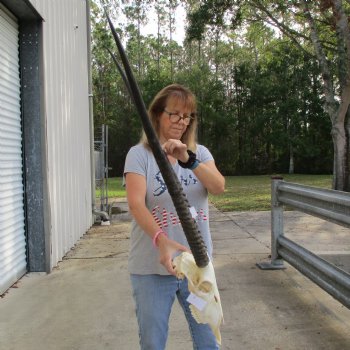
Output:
[0, 201, 349, 349]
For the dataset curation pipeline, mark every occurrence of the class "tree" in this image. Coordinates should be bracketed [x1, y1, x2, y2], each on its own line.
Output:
[91, 1, 142, 175]
[154, 0, 168, 76]
[186, 0, 350, 190]
[123, 0, 152, 76]
[90, 0, 332, 176]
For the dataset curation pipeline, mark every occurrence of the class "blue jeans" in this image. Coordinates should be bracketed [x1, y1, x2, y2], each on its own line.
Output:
[130, 274, 220, 350]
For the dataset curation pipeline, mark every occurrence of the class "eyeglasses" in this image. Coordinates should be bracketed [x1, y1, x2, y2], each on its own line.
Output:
[163, 109, 196, 126]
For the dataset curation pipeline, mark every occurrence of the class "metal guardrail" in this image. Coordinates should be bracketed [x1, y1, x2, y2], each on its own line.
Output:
[257, 177, 350, 309]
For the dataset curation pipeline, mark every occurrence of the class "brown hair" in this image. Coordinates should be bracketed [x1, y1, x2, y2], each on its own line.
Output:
[140, 84, 198, 151]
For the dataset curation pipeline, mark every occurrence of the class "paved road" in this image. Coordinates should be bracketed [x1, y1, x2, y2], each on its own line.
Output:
[0, 201, 349, 349]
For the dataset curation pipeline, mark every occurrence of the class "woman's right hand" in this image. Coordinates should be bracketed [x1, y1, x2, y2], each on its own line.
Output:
[157, 235, 189, 275]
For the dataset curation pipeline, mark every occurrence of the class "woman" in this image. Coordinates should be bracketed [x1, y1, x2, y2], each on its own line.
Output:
[124, 84, 225, 350]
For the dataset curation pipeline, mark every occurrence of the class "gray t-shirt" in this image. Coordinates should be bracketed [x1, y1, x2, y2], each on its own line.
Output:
[124, 143, 214, 275]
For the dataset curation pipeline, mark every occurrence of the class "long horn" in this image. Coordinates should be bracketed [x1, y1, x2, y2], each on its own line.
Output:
[106, 12, 209, 267]
[106, 47, 133, 98]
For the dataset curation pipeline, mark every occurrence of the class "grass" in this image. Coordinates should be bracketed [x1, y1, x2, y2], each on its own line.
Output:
[209, 174, 332, 212]
[98, 177, 126, 198]
[101, 174, 333, 212]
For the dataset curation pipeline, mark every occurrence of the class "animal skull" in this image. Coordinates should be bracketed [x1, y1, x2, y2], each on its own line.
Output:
[173, 252, 223, 344]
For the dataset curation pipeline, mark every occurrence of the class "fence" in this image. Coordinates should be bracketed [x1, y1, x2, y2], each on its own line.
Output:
[257, 177, 350, 309]
[94, 124, 109, 213]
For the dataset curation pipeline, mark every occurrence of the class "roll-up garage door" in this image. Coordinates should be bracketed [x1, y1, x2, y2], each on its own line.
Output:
[0, 6, 27, 295]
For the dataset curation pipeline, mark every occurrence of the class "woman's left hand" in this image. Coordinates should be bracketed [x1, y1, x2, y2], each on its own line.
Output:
[162, 139, 189, 163]
[157, 234, 190, 275]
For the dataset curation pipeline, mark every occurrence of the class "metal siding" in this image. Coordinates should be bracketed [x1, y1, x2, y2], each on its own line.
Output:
[29, 0, 92, 268]
[0, 7, 27, 294]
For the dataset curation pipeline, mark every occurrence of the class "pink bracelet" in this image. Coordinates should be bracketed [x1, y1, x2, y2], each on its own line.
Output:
[152, 229, 168, 248]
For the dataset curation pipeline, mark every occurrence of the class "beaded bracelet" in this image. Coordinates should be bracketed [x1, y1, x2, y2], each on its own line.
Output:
[178, 150, 201, 170]
[152, 229, 168, 248]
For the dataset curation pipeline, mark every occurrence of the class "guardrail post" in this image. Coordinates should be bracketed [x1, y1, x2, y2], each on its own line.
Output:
[257, 176, 286, 270]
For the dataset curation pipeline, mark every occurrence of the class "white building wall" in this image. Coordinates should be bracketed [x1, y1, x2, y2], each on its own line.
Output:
[29, 0, 93, 268]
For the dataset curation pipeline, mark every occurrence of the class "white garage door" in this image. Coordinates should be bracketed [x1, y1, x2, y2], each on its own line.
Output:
[0, 6, 27, 295]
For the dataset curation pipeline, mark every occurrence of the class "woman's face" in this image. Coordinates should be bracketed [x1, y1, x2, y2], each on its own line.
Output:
[158, 97, 192, 142]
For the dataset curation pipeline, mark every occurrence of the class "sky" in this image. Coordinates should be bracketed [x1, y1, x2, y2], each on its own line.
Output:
[141, 4, 187, 44]
[96, 0, 187, 45]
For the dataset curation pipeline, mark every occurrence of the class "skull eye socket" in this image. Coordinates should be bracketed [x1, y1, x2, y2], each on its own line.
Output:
[198, 281, 212, 293]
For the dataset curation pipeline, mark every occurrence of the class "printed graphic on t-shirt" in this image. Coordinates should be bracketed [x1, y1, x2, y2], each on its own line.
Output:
[151, 205, 207, 229]
[180, 174, 198, 186]
[153, 171, 167, 196]
[153, 170, 198, 197]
